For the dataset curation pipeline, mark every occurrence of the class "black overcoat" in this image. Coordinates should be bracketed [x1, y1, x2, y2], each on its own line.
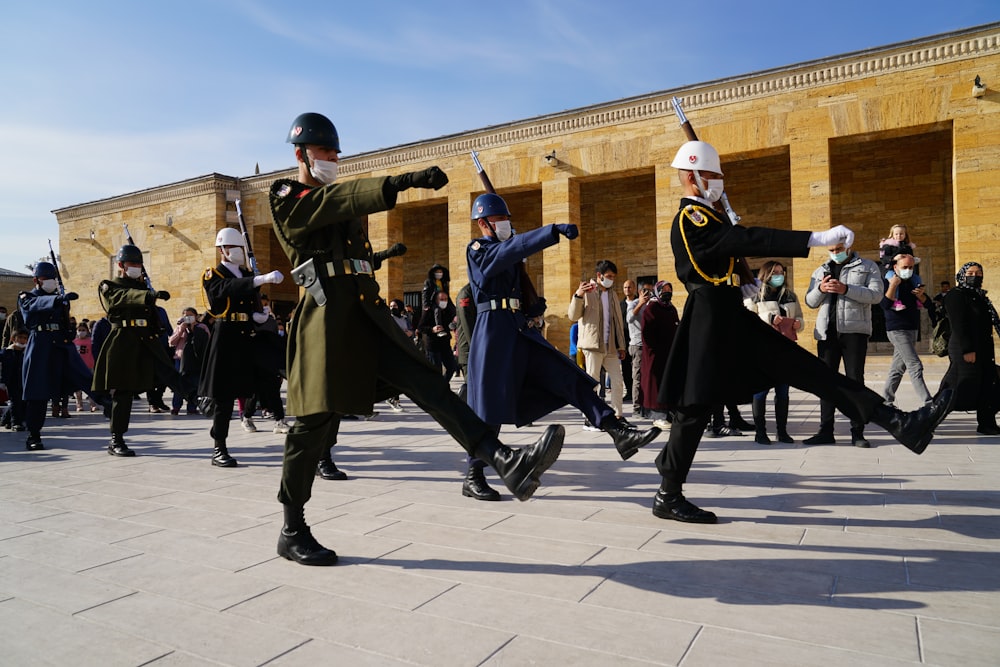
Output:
[199, 264, 258, 399]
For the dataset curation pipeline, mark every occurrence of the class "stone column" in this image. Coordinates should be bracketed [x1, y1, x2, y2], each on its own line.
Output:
[541, 176, 581, 354]
[788, 137, 831, 353]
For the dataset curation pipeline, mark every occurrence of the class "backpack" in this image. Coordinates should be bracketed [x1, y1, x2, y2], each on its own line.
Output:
[931, 316, 950, 357]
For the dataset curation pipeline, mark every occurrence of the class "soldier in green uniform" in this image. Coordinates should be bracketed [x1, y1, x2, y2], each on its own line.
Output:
[268, 112, 564, 566]
[92, 245, 183, 456]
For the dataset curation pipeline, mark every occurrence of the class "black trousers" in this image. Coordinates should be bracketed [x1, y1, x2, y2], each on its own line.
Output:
[211, 396, 238, 443]
[110, 390, 134, 434]
[816, 331, 869, 433]
[656, 328, 884, 492]
[277, 329, 495, 508]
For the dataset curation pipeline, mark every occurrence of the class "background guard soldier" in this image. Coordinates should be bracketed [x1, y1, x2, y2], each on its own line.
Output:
[268, 112, 563, 566]
[200, 227, 284, 467]
[18, 262, 103, 450]
[92, 245, 188, 456]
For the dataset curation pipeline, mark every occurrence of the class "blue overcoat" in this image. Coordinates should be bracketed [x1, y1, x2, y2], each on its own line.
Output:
[18, 289, 93, 401]
[466, 225, 597, 426]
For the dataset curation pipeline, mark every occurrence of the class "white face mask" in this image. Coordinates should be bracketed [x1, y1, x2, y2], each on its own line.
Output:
[13, 341, 26, 349]
[183, 315, 196, 324]
[225, 247, 245, 265]
[897, 268, 914, 281]
[40, 279, 58, 294]
[310, 159, 339, 185]
[493, 220, 513, 241]
[437, 300, 448, 310]
[599, 276, 614, 289]
[433, 272, 443, 280]
[125, 266, 143, 280]
[696, 173, 724, 203]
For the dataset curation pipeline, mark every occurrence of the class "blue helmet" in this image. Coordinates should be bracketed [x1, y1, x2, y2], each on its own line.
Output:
[470, 193, 510, 220]
[33, 262, 58, 279]
[286, 112, 340, 152]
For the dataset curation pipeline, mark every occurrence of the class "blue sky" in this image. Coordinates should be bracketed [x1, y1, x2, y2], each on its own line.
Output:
[0, 1, 996, 276]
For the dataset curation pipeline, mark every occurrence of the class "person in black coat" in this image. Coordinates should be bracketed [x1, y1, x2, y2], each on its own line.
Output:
[938, 262, 1000, 434]
[418, 291, 458, 382]
[653, 140, 955, 524]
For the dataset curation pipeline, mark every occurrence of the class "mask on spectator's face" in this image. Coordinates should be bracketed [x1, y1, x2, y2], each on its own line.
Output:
[599, 276, 614, 289]
[769, 274, 785, 288]
[897, 267, 914, 281]
[829, 249, 849, 264]
[433, 271, 443, 280]
[77, 329, 89, 338]
[438, 299, 448, 310]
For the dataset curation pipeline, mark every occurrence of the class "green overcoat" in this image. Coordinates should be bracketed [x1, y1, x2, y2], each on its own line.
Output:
[269, 176, 429, 416]
[92, 277, 173, 392]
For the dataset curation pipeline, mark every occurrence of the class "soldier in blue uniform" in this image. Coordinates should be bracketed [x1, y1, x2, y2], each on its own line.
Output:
[463, 193, 661, 500]
[18, 262, 99, 450]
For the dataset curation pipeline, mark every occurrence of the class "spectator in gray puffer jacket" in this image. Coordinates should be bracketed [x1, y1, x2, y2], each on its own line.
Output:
[804, 240, 883, 448]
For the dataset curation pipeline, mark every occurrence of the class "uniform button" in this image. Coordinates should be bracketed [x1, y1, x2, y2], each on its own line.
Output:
[359, 294, 365, 302]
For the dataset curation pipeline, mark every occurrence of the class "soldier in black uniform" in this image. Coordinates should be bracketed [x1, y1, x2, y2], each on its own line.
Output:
[200, 227, 285, 467]
[655, 140, 955, 524]
[267, 112, 564, 566]
[92, 245, 184, 456]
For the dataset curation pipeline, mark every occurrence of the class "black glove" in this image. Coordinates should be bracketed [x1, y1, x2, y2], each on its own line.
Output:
[62, 292, 79, 302]
[555, 224, 579, 240]
[156, 290, 171, 301]
[384, 242, 407, 258]
[388, 167, 449, 192]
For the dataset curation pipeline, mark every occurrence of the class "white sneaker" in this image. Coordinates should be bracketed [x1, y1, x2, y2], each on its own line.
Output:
[652, 419, 671, 429]
[386, 397, 404, 413]
[273, 419, 291, 434]
[582, 420, 601, 432]
[241, 416, 257, 433]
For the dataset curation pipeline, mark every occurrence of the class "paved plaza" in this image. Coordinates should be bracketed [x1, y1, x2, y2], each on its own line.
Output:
[1, 357, 998, 666]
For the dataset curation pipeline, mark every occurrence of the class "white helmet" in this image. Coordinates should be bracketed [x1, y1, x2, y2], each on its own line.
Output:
[671, 140, 723, 176]
[215, 227, 244, 247]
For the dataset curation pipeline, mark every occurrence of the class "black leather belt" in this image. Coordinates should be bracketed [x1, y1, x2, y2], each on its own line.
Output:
[324, 259, 374, 278]
[112, 319, 149, 328]
[476, 298, 521, 314]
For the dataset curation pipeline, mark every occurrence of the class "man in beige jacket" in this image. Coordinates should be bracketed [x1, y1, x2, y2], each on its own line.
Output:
[569, 260, 628, 428]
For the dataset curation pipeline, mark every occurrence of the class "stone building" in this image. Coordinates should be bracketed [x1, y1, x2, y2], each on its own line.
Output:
[54, 23, 1000, 353]
[0, 268, 34, 320]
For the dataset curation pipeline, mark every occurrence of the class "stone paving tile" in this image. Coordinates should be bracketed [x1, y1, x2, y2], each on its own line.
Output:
[586, 571, 926, 661]
[227, 584, 513, 666]
[0, 530, 142, 571]
[78, 592, 309, 666]
[20, 507, 165, 543]
[419, 580, 700, 665]
[115, 528, 277, 572]
[83, 552, 280, 611]
[833, 575, 1000, 627]
[121, 505, 268, 537]
[370, 541, 607, 602]
[0, 497, 71, 523]
[919, 617, 1000, 667]
[0, 554, 136, 613]
[37, 490, 171, 520]
[482, 635, 667, 666]
[0, 596, 172, 666]
[265, 637, 413, 666]
[683, 626, 922, 667]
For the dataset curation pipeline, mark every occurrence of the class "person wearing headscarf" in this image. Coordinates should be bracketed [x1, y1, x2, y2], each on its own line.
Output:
[939, 262, 1000, 435]
[640, 281, 679, 428]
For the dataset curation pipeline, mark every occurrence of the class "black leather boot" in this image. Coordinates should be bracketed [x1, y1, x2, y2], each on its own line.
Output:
[25, 432, 45, 451]
[652, 483, 717, 523]
[475, 424, 564, 501]
[869, 389, 954, 454]
[316, 456, 347, 480]
[601, 416, 661, 460]
[462, 462, 501, 501]
[752, 396, 771, 445]
[850, 427, 871, 448]
[277, 504, 338, 566]
[107, 433, 134, 457]
[211, 441, 237, 467]
[727, 404, 755, 431]
[774, 394, 794, 443]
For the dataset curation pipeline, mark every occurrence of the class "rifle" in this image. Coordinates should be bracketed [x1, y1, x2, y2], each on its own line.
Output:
[46, 239, 66, 297]
[670, 97, 755, 285]
[122, 223, 154, 290]
[470, 151, 543, 315]
[235, 200, 260, 276]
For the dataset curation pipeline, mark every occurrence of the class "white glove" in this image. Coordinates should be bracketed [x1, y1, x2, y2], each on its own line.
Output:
[252, 270, 284, 287]
[252, 311, 269, 324]
[808, 225, 855, 249]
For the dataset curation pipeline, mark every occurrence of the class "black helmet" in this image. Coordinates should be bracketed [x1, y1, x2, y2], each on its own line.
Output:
[116, 244, 143, 264]
[470, 193, 510, 220]
[286, 112, 340, 151]
[33, 262, 58, 279]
